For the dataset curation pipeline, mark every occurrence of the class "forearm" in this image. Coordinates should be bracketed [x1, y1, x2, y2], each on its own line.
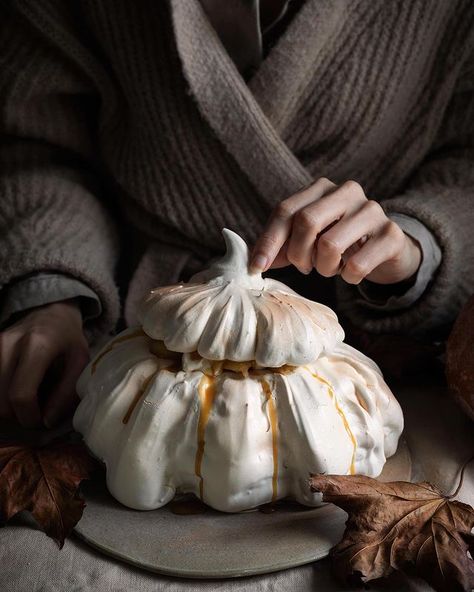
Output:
[0, 5, 121, 342]
[0, 148, 121, 342]
[335, 37, 474, 339]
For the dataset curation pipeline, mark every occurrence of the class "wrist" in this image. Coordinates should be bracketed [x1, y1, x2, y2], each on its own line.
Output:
[401, 233, 422, 282]
[7, 299, 83, 328]
[47, 298, 84, 323]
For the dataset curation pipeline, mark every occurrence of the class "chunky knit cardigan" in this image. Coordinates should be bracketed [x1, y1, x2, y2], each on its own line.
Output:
[1, 0, 474, 341]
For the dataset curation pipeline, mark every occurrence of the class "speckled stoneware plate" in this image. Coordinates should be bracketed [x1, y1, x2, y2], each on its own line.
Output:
[74, 437, 411, 579]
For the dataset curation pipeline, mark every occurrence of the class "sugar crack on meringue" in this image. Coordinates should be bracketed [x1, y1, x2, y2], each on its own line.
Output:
[73, 229, 404, 513]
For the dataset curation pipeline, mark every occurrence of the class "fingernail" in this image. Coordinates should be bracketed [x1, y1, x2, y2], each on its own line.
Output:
[250, 254, 267, 272]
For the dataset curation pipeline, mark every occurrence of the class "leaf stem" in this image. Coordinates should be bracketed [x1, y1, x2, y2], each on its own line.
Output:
[447, 454, 474, 499]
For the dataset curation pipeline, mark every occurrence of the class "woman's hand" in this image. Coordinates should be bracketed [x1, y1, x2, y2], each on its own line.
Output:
[250, 177, 422, 285]
[0, 300, 89, 429]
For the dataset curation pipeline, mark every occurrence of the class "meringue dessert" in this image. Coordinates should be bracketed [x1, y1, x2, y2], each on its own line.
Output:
[73, 229, 404, 512]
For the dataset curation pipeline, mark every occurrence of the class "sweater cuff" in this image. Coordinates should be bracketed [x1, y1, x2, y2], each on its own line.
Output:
[0, 272, 102, 329]
[355, 213, 442, 311]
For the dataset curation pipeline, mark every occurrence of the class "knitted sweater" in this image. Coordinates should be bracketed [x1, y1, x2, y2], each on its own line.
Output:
[1, 0, 474, 341]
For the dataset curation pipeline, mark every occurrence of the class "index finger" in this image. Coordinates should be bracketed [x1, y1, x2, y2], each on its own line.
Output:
[249, 177, 335, 272]
[9, 333, 60, 428]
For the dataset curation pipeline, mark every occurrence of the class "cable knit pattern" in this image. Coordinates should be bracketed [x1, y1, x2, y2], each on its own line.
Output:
[1, 0, 473, 339]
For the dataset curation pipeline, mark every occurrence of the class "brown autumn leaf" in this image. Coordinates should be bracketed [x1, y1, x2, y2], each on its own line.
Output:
[446, 293, 474, 421]
[0, 438, 96, 547]
[310, 458, 474, 592]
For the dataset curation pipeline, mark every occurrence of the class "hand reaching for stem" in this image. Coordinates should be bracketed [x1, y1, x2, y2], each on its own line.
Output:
[0, 300, 89, 429]
[250, 177, 422, 285]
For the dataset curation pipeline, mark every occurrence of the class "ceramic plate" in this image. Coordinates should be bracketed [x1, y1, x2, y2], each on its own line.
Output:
[74, 437, 411, 579]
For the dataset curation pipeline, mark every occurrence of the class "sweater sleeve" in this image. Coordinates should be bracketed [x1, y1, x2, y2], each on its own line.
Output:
[335, 48, 474, 339]
[0, 3, 121, 342]
[0, 272, 102, 329]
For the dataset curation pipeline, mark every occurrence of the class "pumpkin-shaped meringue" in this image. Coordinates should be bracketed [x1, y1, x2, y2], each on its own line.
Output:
[73, 229, 404, 513]
[139, 229, 344, 367]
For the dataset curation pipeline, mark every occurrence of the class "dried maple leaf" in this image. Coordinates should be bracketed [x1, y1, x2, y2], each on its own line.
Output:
[310, 456, 474, 592]
[0, 438, 96, 547]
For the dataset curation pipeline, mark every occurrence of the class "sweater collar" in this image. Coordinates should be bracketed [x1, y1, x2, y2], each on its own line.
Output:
[170, 0, 353, 207]
[198, 0, 295, 79]
[199, 0, 263, 76]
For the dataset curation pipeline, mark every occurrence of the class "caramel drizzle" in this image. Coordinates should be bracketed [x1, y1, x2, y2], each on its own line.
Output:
[308, 370, 357, 475]
[122, 370, 158, 424]
[195, 366, 282, 502]
[260, 379, 279, 502]
[195, 375, 218, 500]
[202, 360, 296, 379]
[91, 328, 146, 374]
